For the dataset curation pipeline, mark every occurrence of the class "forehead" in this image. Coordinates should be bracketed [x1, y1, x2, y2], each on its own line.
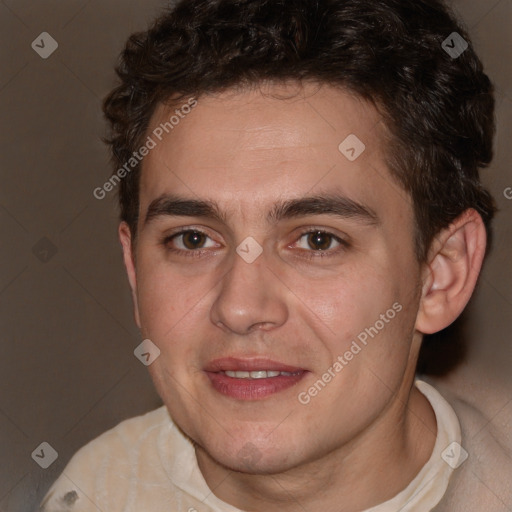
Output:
[139, 82, 410, 224]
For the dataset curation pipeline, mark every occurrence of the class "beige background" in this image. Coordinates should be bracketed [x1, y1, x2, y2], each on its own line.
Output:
[0, 1, 510, 511]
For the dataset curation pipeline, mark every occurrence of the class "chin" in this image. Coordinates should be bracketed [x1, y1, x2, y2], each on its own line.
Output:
[204, 438, 304, 475]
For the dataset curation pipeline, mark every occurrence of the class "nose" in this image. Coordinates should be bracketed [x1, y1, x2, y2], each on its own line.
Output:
[210, 248, 288, 335]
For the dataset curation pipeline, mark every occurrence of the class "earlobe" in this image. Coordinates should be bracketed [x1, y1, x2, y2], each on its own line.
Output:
[416, 209, 487, 335]
[118, 222, 141, 328]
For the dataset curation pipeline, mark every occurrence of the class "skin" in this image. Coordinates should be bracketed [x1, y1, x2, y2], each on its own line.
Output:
[119, 82, 487, 511]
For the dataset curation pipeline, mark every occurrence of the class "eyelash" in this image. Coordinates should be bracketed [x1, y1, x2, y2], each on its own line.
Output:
[160, 227, 349, 260]
[294, 229, 349, 260]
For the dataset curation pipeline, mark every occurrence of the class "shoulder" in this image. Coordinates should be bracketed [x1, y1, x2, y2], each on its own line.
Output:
[39, 406, 176, 512]
[427, 371, 511, 462]
[426, 371, 512, 511]
[61, 404, 172, 470]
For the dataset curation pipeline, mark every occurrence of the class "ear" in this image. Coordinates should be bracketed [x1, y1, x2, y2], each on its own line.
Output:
[416, 209, 487, 335]
[118, 222, 141, 328]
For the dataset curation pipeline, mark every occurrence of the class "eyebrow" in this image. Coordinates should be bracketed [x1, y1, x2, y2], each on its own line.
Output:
[144, 193, 379, 227]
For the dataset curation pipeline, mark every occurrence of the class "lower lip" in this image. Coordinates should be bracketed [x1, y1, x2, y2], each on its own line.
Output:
[204, 371, 307, 400]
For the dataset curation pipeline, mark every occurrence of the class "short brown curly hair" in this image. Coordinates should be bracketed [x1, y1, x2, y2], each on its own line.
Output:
[103, 0, 496, 262]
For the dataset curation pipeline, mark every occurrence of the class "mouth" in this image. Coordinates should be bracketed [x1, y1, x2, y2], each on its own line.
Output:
[203, 357, 308, 400]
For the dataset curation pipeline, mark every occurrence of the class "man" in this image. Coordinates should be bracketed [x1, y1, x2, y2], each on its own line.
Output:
[40, 0, 511, 510]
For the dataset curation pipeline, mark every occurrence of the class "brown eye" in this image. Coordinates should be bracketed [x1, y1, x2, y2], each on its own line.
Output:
[291, 229, 347, 259]
[181, 231, 207, 249]
[306, 231, 336, 251]
[167, 230, 217, 251]
[299, 230, 343, 252]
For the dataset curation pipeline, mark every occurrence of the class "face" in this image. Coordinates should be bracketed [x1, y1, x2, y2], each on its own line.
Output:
[123, 83, 424, 474]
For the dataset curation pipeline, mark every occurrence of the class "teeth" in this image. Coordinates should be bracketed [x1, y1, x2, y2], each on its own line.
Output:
[250, 371, 269, 379]
[224, 370, 298, 379]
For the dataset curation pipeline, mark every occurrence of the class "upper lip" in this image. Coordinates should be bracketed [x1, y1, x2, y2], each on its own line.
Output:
[204, 357, 306, 373]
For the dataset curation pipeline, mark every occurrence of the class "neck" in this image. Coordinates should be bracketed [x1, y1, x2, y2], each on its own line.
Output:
[196, 380, 437, 512]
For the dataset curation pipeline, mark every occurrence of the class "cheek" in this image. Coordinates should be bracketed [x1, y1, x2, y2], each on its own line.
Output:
[295, 263, 417, 379]
[134, 259, 220, 384]
[137, 281, 175, 335]
[135, 261, 198, 339]
[290, 265, 398, 334]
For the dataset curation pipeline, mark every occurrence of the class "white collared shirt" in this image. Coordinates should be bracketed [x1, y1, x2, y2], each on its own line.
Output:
[39, 380, 468, 512]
